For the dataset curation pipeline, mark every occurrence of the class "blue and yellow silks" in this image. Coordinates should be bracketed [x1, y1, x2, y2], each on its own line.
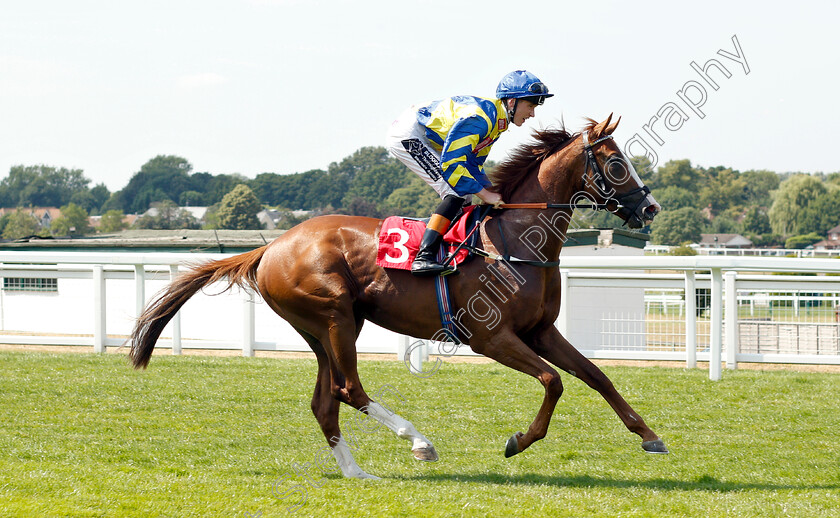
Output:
[416, 96, 508, 196]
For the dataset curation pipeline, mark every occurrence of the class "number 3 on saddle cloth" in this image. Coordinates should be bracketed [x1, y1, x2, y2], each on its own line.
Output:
[376, 205, 484, 271]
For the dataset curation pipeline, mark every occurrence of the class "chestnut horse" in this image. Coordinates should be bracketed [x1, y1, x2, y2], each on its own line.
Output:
[130, 114, 666, 479]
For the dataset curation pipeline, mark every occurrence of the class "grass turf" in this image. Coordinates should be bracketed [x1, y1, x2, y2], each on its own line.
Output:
[1, 351, 838, 517]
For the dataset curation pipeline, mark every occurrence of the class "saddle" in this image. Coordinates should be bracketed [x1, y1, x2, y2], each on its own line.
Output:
[376, 205, 485, 271]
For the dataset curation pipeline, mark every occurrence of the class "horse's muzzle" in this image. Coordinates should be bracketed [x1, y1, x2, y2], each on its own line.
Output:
[625, 198, 659, 229]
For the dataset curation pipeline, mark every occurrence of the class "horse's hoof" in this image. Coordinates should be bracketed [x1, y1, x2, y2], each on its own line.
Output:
[412, 446, 439, 462]
[504, 432, 522, 458]
[642, 439, 669, 454]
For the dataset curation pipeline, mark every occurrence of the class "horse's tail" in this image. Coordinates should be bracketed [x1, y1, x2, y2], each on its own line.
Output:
[129, 246, 267, 369]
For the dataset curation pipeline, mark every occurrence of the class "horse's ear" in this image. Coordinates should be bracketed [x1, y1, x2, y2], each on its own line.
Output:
[592, 113, 613, 137]
[605, 116, 621, 135]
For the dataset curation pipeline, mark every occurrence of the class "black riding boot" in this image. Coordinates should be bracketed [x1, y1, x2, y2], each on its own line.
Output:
[411, 195, 464, 277]
[411, 228, 455, 277]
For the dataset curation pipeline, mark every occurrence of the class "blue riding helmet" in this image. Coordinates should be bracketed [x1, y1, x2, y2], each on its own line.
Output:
[495, 70, 553, 105]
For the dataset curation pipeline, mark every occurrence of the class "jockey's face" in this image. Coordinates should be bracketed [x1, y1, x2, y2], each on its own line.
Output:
[510, 99, 537, 127]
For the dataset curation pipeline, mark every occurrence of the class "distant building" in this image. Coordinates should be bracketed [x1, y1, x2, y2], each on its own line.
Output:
[698, 233, 753, 249]
[257, 209, 283, 229]
[812, 224, 840, 250]
[257, 209, 312, 230]
[0, 207, 62, 229]
[88, 213, 140, 229]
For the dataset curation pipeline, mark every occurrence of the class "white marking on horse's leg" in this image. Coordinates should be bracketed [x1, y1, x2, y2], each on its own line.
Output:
[329, 436, 380, 480]
[365, 402, 433, 451]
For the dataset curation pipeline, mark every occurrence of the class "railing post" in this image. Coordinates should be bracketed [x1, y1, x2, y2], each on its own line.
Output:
[709, 268, 723, 380]
[134, 264, 146, 318]
[93, 264, 106, 353]
[557, 269, 570, 336]
[242, 288, 255, 357]
[684, 270, 697, 369]
[169, 265, 181, 355]
[397, 334, 408, 361]
[725, 271, 739, 370]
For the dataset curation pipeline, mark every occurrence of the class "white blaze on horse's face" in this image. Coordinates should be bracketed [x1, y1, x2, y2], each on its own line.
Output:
[620, 155, 660, 222]
[604, 152, 660, 227]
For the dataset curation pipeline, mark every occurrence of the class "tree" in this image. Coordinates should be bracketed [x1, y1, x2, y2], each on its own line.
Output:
[327, 146, 395, 180]
[50, 203, 91, 236]
[135, 200, 199, 230]
[179, 190, 204, 207]
[769, 174, 827, 236]
[2, 209, 41, 239]
[742, 207, 771, 235]
[249, 169, 347, 210]
[199, 173, 248, 205]
[699, 168, 747, 213]
[385, 176, 441, 217]
[650, 186, 696, 210]
[0, 165, 91, 208]
[709, 212, 741, 234]
[797, 190, 840, 237]
[650, 207, 705, 245]
[649, 159, 706, 192]
[99, 210, 128, 233]
[343, 165, 413, 209]
[785, 232, 822, 249]
[329, 146, 409, 212]
[343, 197, 382, 218]
[114, 155, 194, 213]
[670, 244, 698, 256]
[741, 170, 780, 207]
[217, 184, 262, 230]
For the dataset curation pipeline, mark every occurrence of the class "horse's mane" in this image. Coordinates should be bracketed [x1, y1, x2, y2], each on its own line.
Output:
[489, 120, 599, 201]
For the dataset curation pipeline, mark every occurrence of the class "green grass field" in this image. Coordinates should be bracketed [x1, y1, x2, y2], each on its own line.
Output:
[1, 351, 839, 517]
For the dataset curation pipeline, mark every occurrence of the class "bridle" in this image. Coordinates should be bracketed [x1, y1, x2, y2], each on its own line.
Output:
[500, 131, 652, 225]
[453, 131, 655, 269]
[580, 131, 651, 226]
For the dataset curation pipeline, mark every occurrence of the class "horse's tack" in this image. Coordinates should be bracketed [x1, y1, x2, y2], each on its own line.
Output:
[128, 115, 666, 479]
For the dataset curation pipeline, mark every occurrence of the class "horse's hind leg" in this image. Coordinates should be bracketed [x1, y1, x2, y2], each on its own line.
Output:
[295, 327, 380, 479]
[531, 325, 668, 454]
[323, 316, 438, 462]
[359, 389, 439, 462]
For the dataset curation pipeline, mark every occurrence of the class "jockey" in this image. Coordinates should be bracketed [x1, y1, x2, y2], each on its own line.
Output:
[386, 70, 553, 276]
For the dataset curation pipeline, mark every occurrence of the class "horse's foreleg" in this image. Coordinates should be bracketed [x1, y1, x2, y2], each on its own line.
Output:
[531, 325, 668, 454]
[473, 330, 564, 457]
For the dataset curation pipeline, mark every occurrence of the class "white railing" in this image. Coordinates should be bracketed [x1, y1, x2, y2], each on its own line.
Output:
[2, 252, 840, 380]
[645, 244, 840, 258]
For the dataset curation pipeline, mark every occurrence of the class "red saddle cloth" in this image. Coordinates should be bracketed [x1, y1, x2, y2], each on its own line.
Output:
[376, 205, 478, 270]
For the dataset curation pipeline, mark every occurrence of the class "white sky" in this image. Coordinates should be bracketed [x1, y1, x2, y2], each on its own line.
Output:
[1, 0, 837, 191]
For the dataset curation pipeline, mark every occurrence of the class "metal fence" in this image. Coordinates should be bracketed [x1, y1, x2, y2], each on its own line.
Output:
[1, 252, 840, 380]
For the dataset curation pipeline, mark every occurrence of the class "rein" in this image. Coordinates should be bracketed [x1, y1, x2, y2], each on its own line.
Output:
[498, 132, 619, 212]
[499, 132, 651, 222]
[442, 131, 652, 270]
[464, 132, 625, 268]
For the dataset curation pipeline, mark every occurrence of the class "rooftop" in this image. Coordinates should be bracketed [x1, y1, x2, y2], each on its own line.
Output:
[0, 229, 287, 253]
